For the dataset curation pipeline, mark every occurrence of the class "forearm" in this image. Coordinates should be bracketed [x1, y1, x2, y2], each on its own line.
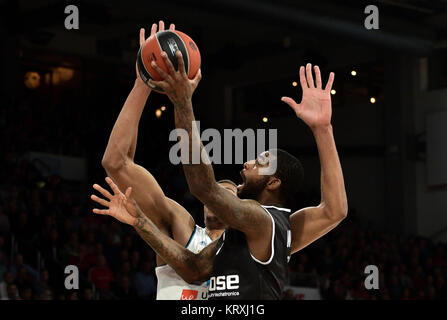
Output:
[173, 98, 216, 198]
[133, 210, 211, 283]
[172, 99, 268, 233]
[312, 125, 348, 219]
[102, 80, 151, 170]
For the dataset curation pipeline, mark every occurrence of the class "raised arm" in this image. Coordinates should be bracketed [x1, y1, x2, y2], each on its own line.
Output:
[91, 177, 216, 283]
[101, 22, 195, 244]
[282, 64, 348, 254]
[149, 52, 273, 262]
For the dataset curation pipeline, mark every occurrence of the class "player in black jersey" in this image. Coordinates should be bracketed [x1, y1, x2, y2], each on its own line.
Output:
[91, 57, 348, 299]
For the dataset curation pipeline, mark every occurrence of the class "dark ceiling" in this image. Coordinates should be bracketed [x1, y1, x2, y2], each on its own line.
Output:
[3, 0, 447, 56]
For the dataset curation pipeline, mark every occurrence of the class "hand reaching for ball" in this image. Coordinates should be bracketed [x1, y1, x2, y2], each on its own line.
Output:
[135, 20, 175, 84]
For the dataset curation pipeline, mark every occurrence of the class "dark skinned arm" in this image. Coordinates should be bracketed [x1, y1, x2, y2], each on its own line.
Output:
[149, 52, 273, 262]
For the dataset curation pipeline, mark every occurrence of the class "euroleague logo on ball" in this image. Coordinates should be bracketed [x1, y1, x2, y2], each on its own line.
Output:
[189, 41, 197, 51]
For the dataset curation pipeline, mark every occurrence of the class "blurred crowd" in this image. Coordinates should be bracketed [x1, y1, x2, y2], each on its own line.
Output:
[283, 211, 447, 300]
[1, 82, 446, 301]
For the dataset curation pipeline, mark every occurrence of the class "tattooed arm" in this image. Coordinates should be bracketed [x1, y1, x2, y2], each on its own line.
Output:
[149, 52, 273, 263]
[133, 212, 218, 283]
[91, 177, 216, 283]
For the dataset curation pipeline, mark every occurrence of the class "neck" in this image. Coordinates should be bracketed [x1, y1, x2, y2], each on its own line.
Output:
[257, 192, 284, 208]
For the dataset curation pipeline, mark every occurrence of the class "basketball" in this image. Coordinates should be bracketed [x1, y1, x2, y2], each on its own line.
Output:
[137, 30, 201, 92]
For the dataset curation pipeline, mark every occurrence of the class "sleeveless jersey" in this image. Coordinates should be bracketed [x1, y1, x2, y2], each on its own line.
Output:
[155, 225, 212, 300]
[208, 205, 292, 300]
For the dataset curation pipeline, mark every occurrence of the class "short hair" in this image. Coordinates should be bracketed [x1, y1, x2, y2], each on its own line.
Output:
[270, 148, 304, 210]
[217, 179, 237, 188]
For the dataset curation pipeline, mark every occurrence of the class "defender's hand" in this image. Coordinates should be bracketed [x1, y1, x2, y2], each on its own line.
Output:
[148, 50, 202, 106]
[91, 177, 139, 226]
[281, 64, 334, 130]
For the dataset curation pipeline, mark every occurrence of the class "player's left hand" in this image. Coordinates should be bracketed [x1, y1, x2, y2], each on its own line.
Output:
[281, 63, 334, 130]
[148, 50, 202, 106]
[90, 177, 140, 226]
[135, 21, 175, 86]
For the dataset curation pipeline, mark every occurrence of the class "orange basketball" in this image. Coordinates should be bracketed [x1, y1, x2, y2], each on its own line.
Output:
[136, 30, 201, 93]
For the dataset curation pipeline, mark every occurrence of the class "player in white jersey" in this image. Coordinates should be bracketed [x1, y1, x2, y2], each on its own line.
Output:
[154, 180, 236, 300]
[97, 20, 236, 300]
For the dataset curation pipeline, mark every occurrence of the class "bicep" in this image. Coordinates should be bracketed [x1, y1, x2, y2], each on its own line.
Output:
[205, 183, 271, 236]
[290, 206, 343, 254]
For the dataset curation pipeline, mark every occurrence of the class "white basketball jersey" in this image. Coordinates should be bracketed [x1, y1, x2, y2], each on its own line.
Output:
[155, 225, 212, 300]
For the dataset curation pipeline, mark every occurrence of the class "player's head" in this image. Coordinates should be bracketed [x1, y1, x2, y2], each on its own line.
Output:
[237, 148, 304, 209]
[204, 179, 237, 231]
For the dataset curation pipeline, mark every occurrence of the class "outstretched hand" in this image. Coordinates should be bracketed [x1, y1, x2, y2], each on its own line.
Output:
[136, 20, 176, 84]
[281, 64, 335, 130]
[90, 177, 140, 226]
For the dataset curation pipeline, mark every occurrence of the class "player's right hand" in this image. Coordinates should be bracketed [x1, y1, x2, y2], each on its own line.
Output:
[91, 177, 139, 226]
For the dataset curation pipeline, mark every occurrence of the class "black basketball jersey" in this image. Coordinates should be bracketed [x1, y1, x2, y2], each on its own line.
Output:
[208, 205, 292, 300]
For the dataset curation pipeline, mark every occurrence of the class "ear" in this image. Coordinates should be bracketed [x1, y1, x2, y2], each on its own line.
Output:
[265, 176, 281, 191]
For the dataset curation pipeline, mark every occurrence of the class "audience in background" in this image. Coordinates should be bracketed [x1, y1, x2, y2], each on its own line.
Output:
[1, 87, 446, 300]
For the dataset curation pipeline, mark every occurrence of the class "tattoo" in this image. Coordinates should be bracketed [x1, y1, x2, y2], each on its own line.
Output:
[133, 211, 216, 283]
[173, 99, 270, 234]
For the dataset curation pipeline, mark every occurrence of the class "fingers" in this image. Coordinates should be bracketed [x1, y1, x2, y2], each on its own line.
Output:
[151, 60, 171, 81]
[281, 96, 297, 108]
[299, 66, 307, 90]
[305, 63, 314, 88]
[314, 65, 322, 89]
[148, 79, 169, 91]
[158, 20, 165, 32]
[125, 187, 132, 199]
[299, 64, 334, 92]
[92, 208, 110, 216]
[169, 23, 175, 31]
[191, 68, 202, 90]
[93, 183, 112, 200]
[150, 23, 157, 37]
[105, 177, 121, 195]
[325, 72, 335, 92]
[90, 194, 109, 208]
[160, 51, 177, 75]
[139, 28, 145, 46]
[176, 51, 187, 77]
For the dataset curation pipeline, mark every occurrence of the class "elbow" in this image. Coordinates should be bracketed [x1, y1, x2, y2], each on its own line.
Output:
[324, 202, 348, 222]
[181, 265, 206, 284]
[338, 205, 348, 221]
[101, 154, 127, 173]
[183, 273, 201, 284]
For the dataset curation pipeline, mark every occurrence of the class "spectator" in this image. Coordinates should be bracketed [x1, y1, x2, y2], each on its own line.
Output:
[115, 275, 137, 300]
[89, 254, 114, 293]
[15, 265, 36, 293]
[67, 291, 79, 300]
[82, 287, 94, 300]
[5, 283, 21, 300]
[9, 253, 39, 282]
[39, 288, 54, 300]
[34, 269, 52, 297]
[0, 271, 15, 299]
[20, 286, 33, 300]
[134, 261, 156, 299]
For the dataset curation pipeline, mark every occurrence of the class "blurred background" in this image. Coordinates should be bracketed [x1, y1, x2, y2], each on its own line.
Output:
[0, 0, 447, 300]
